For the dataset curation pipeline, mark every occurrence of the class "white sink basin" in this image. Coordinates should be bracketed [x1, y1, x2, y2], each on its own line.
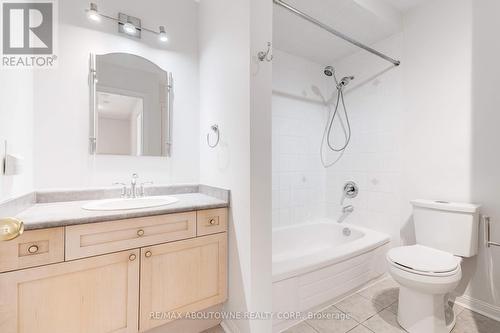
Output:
[82, 196, 179, 211]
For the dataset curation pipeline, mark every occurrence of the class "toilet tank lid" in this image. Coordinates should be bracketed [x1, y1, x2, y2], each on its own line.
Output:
[411, 199, 480, 213]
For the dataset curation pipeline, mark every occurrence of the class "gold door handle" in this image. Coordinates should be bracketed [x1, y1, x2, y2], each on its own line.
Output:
[27, 245, 39, 254]
[137, 229, 145, 237]
[145, 251, 152, 258]
[209, 218, 217, 225]
[0, 217, 24, 241]
[129, 254, 137, 261]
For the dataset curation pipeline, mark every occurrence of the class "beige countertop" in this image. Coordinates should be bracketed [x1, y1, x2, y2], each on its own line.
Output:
[0, 185, 230, 231]
[17, 193, 228, 230]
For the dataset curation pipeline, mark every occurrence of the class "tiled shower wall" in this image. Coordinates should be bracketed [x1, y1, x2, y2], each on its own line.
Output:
[324, 35, 404, 242]
[272, 50, 330, 228]
[272, 36, 404, 243]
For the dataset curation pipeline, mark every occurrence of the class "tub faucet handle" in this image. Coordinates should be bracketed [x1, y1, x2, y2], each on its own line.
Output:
[341, 181, 359, 205]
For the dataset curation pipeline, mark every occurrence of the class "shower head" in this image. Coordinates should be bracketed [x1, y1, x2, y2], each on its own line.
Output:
[324, 66, 335, 77]
[338, 76, 355, 87]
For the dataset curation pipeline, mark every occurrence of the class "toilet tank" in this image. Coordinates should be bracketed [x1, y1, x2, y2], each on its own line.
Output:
[411, 199, 481, 257]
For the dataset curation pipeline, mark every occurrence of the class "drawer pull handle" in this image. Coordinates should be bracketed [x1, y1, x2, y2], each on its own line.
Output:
[129, 254, 137, 261]
[0, 217, 24, 241]
[27, 245, 39, 254]
[209, 218, 217, 225]
[137, 229, 145, 237]
[145, 251, 152, 258]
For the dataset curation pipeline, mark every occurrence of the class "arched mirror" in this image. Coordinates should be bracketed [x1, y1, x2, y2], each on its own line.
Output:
[89, 53, 172, 157]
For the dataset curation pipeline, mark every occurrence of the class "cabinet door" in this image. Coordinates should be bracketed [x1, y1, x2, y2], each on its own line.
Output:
[140, 233, 227, 331]
[0, 250, 140, 333]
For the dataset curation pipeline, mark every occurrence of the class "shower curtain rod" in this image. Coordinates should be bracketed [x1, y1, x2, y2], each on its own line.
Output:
[273, 0, 401, 66]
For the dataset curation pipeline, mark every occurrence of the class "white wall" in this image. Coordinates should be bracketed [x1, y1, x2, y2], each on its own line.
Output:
[272, 49, 329, 228]
[0, 70, 34, 201]
[400, 0, 473, 220]
[199, 0, 272, 332]
[33, 0, 200, 189]
[465, 0, 500, 314]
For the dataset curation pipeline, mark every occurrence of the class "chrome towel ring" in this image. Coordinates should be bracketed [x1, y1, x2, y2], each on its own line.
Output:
[207, 124, 220, 148]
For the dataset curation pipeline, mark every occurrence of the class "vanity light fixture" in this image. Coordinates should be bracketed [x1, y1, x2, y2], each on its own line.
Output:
[122, 22, 137, 35]
[85, 2, 168, 43]
[159, 26, 168, 42]
[118, 13, 141, 38]
[86, 2, 100, 22]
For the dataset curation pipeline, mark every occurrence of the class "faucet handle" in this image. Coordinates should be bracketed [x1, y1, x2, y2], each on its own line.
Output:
[139, 181, 153, 197]
[112, 182, 127, 197]
[340, 181, 359, 205]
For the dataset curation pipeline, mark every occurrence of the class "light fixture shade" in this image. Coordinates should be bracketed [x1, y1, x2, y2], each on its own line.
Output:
[159, 26, 168, 42]
[87, 2, 100, 22]
[118, 13, 141, 38]
[123, 22, 137, 35]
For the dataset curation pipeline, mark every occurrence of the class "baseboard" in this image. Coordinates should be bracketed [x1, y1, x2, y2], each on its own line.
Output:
[453, 294, 500, 322]
[220, 320, 239, 333]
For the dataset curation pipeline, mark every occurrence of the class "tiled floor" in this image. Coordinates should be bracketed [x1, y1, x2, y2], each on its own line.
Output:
[283, 277, 500, 333]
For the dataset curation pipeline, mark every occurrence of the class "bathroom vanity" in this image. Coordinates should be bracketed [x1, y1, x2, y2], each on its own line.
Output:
[0, 185, 229, 333]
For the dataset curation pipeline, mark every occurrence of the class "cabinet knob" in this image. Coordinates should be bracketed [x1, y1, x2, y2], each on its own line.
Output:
[137, 229, 145, 237]
[209, 218, 217, 225]
[129, 253, 137, 261]
[145, 251, 152, 258]
[27, 245, 39, 254]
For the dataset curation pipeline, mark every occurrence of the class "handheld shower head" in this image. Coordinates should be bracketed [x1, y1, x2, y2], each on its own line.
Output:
[338, 76, 355, 87]
[324, 66, 335, 77]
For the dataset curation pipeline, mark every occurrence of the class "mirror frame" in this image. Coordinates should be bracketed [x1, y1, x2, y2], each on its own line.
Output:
[88, 53, 173, 157]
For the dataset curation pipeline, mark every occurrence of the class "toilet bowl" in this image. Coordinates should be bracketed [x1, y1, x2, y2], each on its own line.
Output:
[388, 200, 480, 333]
[387, 245, 462, 333]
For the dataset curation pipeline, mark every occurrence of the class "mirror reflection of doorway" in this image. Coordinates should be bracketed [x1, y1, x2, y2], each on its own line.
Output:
[96, 91, 144, 156]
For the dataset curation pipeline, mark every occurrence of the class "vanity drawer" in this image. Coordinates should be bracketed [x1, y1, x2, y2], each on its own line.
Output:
[197, 208, 228, 236]
[0, 227, 65, 273]
[65, 212, 196, 260]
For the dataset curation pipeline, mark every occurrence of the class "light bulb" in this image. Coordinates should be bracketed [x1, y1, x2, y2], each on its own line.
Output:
[158, 26, 168, 42]
[87, 3, 100, 22]
[123, 22, 137, 35]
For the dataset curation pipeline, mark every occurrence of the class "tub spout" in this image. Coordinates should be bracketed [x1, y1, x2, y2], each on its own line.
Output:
[338, 205, 354, 223]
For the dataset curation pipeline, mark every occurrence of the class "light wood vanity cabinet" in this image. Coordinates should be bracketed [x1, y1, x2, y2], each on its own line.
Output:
[0, 227, 64, 273]
[65, 211, 197, 260]
[140, 233, 227, 331]
[0, 208, 228, 333]
[0, 249, 140, 333]
[197, 208, 228, 236]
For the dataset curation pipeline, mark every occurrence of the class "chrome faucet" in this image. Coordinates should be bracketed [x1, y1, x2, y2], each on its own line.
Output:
[113, 173, 153, 198]
[338, 205, 354, 223]
[130, 173, 139, 198]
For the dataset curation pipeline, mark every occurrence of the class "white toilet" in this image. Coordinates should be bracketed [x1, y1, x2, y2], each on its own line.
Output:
[387, 199, 480, 333]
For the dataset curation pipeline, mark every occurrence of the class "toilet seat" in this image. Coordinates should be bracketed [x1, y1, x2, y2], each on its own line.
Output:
[387, 245, 461, 277]
[388, 247, 463, 333]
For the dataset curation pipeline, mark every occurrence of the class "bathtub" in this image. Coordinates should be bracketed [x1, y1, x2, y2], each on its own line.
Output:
[272, 220, 390, 332]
